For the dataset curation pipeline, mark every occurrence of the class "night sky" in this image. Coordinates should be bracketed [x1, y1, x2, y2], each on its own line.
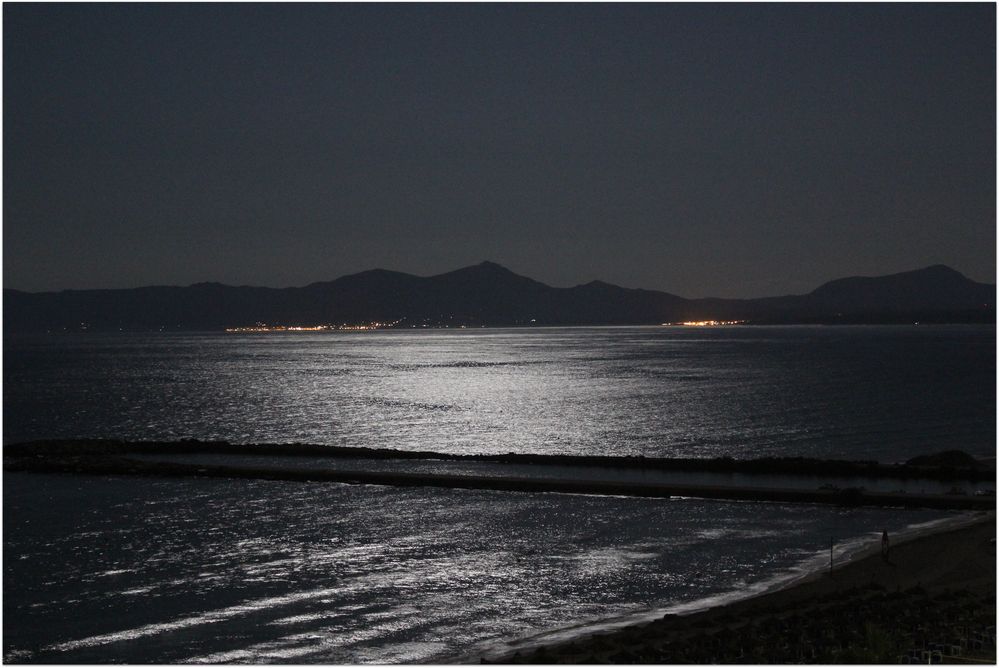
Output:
[4, 3, 995, 297]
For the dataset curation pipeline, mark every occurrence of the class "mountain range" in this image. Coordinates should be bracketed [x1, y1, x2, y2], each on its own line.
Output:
[4, 262, 994, 332]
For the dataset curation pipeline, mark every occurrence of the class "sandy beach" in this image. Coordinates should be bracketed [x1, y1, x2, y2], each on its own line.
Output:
[489, 513, 996, 664]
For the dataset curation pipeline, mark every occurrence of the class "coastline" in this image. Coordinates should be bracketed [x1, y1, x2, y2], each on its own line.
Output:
[5, 441, 995, 663]
[481, 512, 996, 664]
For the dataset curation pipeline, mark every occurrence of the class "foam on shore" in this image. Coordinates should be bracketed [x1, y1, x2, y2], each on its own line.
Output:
[461, 511, 990, 663]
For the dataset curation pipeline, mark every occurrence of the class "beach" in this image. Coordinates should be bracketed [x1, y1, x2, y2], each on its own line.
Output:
[490, 514, 996, 664]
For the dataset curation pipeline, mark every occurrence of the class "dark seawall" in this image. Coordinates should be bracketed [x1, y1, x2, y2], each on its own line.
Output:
[4, 439, 994, 481]
[4, 440, 995, 511]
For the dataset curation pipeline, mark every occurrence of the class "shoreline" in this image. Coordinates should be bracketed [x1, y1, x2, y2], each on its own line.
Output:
[462, 512, 987, 661]
[482, 512, 996, 664]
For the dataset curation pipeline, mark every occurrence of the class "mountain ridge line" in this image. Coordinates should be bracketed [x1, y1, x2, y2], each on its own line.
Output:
[4, 261, 994, 331]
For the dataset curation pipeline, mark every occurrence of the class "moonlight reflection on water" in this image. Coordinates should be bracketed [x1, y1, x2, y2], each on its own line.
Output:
[4, 326, 994, 461]
[3, 326, 993, 662]
[3, 473, 954, 663]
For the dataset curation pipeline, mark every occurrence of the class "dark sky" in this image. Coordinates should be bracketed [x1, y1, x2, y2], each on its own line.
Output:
[4, 3, 995, 297]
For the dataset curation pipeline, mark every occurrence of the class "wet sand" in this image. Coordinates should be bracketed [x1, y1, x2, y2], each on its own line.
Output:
[489, 514, 996, 664]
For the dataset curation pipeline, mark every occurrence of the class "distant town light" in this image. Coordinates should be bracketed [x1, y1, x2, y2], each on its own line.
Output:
[224, 319, 404, 333]
[661, 320, 748, 327]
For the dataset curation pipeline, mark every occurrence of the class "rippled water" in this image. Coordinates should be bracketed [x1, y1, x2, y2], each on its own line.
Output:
[3, 326, 993, 663]
[3, 473, 956, 663]
[4, 325, 995, 460]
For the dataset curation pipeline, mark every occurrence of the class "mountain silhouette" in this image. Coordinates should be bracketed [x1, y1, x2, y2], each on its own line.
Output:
[4, 262, 994, 332]
[807, 265, 988, 311]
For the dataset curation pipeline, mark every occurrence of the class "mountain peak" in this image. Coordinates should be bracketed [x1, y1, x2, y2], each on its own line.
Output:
[912, 264, 966, 279]
[811, 264, 974, 295]
[804, 263, 992, 314]
[430, 261, 554, 291]
[440, 261, 520, 278]
[474, 260, 512, 272]
[576, 279, 617, 289]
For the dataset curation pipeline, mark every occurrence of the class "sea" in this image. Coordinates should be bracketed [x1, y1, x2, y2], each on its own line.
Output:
[3, 325, 995, 663]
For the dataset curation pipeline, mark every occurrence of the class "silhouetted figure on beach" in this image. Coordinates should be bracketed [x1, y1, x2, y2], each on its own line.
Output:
[881, 529, 890, 561]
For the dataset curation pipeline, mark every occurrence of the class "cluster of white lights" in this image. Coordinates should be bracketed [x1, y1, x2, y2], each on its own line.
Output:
[661, 319, 748, 327]
[225, 319, 403, 333]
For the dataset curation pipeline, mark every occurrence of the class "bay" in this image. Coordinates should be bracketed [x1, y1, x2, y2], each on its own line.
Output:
[3, 325, 994, 663]
[4, 325, 995, 461]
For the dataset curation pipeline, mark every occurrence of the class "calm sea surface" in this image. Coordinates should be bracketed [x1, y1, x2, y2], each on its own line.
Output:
[4, 325, 995, 460]
[3, 326, 995, 662]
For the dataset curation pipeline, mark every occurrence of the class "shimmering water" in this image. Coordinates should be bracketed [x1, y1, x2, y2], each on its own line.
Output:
[3, 473, 957, 663]
[4, 325, 995, 460]
[3, 326, 994, 663]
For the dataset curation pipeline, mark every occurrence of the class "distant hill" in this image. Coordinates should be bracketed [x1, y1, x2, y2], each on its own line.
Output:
[3, 262, 994, 332]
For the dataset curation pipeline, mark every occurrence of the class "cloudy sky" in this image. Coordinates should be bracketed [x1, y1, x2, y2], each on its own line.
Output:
[4, 3, 994, 297]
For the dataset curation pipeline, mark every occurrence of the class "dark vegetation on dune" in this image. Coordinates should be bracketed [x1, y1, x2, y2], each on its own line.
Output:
[905, 450, 985, 469]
